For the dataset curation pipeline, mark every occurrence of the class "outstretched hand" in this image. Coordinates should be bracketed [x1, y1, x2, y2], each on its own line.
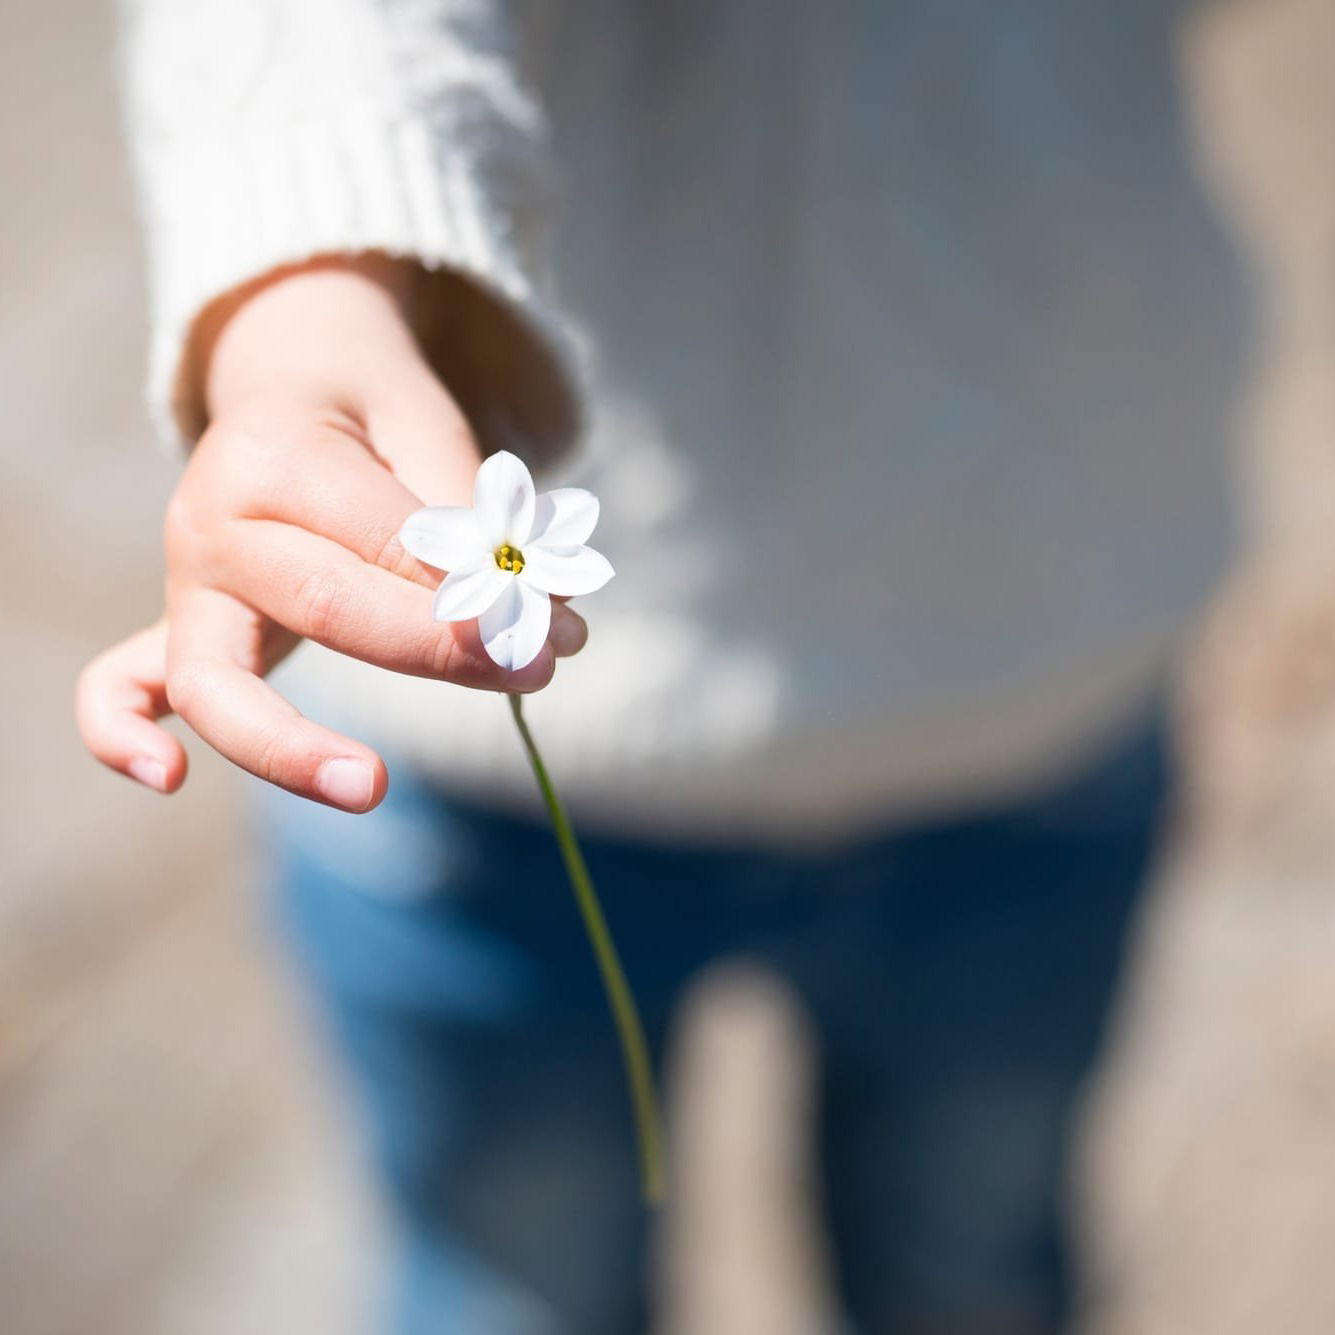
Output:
[76, 259, 586, 812]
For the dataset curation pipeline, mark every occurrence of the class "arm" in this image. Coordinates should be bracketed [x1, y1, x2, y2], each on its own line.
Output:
[77, 1, 584, 812]
[117, 0, 578, 460]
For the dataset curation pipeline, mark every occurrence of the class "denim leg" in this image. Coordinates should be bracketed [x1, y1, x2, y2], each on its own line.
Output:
[251, 768, 792, 1335]
[776, 718, 1171, 1335]
[250, 710, 1167, 1334]
[251, 777, 679, 1335]
[333, 1005, 656, 1335]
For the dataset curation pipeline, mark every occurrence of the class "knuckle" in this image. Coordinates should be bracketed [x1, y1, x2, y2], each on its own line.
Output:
[199, 417, 274, 474]
[422, 626, 462, 680]
[513, 650, 556, 692]
[294, 568, 352, 643]
[241, 451, 299, 517]
[371, 527, 419, 581]
[189, 420, 291, 519]
[163, 489, 207, 560]
[249, 724, 291, 787]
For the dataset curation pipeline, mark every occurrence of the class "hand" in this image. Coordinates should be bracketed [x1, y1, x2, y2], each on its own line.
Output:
[76, 257, 587, 812]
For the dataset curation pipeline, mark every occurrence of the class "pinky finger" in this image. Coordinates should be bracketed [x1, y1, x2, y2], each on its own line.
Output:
[166, 588, 389, 812]
[75, 619, 189, 793]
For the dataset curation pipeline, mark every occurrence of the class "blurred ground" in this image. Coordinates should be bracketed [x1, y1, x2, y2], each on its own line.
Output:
[3, 0, 1335, 1331]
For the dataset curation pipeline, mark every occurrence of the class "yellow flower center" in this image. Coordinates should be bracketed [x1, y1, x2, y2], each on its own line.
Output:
[494, 543, 526, 574]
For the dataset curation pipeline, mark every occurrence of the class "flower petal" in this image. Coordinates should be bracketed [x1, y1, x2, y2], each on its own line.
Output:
[529, 488, 600, 549]
[431, 557, 509, 621]
[478, 579, 551, 671]
[399, 506, 486, 571]
[473, 450, 536, 548]
[518, 544, 615, 597]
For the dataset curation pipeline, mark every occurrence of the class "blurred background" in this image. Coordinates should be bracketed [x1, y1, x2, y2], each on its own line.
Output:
[5, 0, 1335, 1331]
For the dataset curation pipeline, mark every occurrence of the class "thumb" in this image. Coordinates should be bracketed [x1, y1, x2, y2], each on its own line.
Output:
[363, 364, 482, 507]
[362, 366, 590, 661]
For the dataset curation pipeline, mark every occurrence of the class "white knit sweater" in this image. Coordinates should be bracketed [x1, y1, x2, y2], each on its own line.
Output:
[119, 0, 1248, 843]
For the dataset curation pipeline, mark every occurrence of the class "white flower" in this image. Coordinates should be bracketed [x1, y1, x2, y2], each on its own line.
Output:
[398, 451, 614, 671]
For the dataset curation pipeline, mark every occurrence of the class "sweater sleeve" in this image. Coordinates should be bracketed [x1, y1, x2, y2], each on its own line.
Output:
[117, 0, 579, 462]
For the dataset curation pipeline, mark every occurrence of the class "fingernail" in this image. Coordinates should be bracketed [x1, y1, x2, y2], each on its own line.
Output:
[316, 758, 375, 812]
[128, 756, 168, 792]
[549, 609, 588, 658]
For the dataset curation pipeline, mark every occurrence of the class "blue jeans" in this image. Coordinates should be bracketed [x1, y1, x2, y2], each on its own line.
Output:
[254, 710, 1169, 1335]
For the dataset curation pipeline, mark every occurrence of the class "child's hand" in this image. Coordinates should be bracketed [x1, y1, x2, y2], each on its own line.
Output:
[76, 258, 587, 812]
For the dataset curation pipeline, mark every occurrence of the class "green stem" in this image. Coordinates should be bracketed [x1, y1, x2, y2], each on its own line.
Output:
[508, 693, 667, 1205]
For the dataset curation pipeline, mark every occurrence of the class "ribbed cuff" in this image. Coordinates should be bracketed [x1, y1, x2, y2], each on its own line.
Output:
[141, 102, 579, 460]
